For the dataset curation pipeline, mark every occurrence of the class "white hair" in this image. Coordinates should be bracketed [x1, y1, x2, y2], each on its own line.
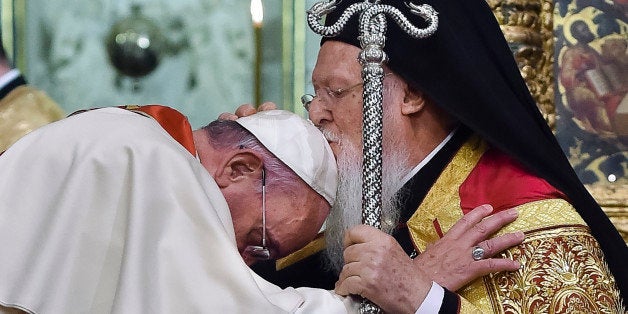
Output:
[323, 80, 411, 272]
[202, 119, 303, 193]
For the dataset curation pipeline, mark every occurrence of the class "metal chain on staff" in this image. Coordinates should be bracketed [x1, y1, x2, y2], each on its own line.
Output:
[306, 1, 438, 313]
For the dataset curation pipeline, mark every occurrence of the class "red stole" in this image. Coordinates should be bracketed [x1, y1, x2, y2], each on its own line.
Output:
[458, 148, 567, 215]
[121, 105, 196, 156]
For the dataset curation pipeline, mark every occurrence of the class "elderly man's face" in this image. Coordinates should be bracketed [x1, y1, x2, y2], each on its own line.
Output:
[308, 41, 366, 157]
[238, 184, 330, 266]
[308, 41, 414, 271]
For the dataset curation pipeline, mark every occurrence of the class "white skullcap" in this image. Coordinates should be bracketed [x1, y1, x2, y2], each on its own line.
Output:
[236, 110, 337, 205]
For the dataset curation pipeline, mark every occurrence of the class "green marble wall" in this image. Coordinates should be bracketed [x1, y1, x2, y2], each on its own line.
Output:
[4, 0, 321, 128]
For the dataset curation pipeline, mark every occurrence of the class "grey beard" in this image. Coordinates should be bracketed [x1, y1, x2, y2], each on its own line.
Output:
[323, 137, 410, 273]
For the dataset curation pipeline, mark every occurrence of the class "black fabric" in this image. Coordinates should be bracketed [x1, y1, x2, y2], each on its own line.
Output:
[393, 126, 472, 255]
[321, 0, 628, 299]
[0, 75, 27, 99]
[439, 288, 461, 314]
[251, 251, 337, 290]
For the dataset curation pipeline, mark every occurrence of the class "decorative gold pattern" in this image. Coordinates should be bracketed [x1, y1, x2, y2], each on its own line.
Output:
[493, 199, 585, 236]
[407, 136, 624, 313]
[459, 299, 485, 314]
[487, 0, 556, 128]
[486, 225, 624, 313]
[407, 135, 486, 250]
[588, 184, 628, 245]
[408, 135, 493, 312]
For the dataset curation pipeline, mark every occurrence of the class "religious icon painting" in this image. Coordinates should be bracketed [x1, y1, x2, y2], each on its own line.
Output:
[554, 0, 627, 186]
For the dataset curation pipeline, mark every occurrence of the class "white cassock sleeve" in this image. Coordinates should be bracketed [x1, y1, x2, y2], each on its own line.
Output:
[0, 108, 356, 314]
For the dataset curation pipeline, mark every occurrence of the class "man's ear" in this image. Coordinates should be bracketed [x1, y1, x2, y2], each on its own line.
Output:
[401, 84, 428, 116]
[214, 151, 263, 188]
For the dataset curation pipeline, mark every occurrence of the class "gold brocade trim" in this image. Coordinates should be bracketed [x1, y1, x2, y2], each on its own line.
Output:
[407, 135, 494, 312]
[493, 199, 585, 236]
[122, 104, 141, 110]
[406, 135, 624, 313]
[459, 298, 485, 314]
[407, 135, 486, 250]
[458, 200, 594, 313]
[485, 225, 624, 313]
[275, 233, 325, 270]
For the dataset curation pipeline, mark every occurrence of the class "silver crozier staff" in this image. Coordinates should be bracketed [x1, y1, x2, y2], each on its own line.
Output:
[305, 0, 439, 313]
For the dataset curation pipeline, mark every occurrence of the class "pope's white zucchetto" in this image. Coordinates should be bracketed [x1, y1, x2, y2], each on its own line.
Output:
[236, 110, 338, 206]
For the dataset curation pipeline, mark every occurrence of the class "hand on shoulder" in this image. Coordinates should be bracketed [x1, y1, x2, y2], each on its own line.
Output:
[218, 102, 278, 121]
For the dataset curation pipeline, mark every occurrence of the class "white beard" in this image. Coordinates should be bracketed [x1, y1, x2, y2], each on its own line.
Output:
[322, 130, 410, 273]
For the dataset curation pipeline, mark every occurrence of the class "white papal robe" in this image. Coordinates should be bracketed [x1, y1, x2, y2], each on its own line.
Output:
[0, 107, 354, 314]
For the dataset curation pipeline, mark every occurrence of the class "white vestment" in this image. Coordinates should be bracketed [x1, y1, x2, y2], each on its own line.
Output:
[0, 108, 354, 314]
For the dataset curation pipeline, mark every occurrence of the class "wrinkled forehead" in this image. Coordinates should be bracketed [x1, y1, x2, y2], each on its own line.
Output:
[312, 41, 362, 82]
[313, 41, 399, 83]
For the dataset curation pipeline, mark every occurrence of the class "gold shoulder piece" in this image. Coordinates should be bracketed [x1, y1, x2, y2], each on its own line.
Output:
[0, 86, 64, 152]
[495, 198, 586, 235]
[276, 233, 326, 270]
[458, 200, 624, 312]
[459, 298, 484, 314]
[483, 202, 625, 313]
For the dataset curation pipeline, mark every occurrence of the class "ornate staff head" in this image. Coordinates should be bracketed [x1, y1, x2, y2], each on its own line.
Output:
[306, 1, 438, 312]
[306, 0, 438, 229]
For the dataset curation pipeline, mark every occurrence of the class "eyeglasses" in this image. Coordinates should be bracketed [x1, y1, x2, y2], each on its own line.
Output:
[301, 73, 392, 112]
[301, 81, 363, 112]
[243, 168, 270, 260]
